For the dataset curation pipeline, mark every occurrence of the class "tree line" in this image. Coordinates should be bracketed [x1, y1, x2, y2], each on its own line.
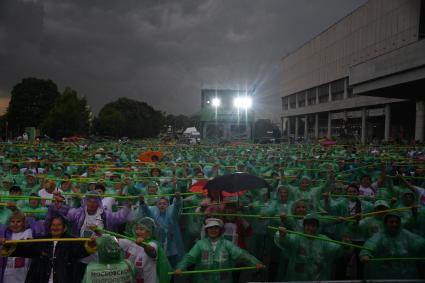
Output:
[0, 78, 199, 139]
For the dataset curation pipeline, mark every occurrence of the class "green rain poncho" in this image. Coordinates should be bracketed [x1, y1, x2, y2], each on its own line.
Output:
[82, 235, 136, 283]
[264, 186, 290, 219]
[8, 172, 25, 186]
[405, 206, 425, 236]
[287, 175, 330, 210]
[0, 176, 13, 196]
[360, 214, 425, 280]
[246, 188, 273, 261]
[182, 194, 205, 250]
[0, 208, 12, 225]
[273, 215, 351, 281]
[357, 200, 390, 238]
[21, 174, 39, 195]
[261, 187, 291, 281]
[176, 236, 260, 283]
[280, 199, 313, 232]
[20, 204, 48, 220]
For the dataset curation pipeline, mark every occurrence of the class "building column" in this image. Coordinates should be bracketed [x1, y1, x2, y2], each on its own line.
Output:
[287, 118, 291, 138]
[343, 77, 348, 99]
[295, 116, 299, 138]
[295, 93, 299, 109]
[327, 112, 331, 139]
[384, 104, 391, 142]
[415, 101, 425, 142]
[315, 113, 319, 138]
[316, 87, 319, 105]
[328, 83, 332, 102]
[361, 108, 367, 144]
[304, 116, 308, 140]
[281, 117, 284, 138]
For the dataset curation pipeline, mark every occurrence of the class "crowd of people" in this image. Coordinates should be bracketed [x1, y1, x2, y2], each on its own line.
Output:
[0, 140, 424, 282]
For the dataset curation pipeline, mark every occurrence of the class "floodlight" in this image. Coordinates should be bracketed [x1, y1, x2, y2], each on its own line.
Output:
[233, 96, 252, 109]
[212, 97, 221, 107]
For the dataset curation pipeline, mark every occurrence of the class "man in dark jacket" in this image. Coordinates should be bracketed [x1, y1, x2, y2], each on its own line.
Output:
[0, 214, 96, 283]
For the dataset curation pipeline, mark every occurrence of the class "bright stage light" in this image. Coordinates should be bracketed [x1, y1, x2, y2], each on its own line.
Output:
[212, 97, 221, 107]
[233, 96, 252, 109]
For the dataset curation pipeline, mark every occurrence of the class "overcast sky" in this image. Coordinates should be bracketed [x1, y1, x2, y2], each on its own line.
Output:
[0, 0, 367, 121]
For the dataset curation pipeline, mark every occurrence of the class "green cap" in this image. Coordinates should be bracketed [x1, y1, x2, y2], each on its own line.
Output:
[303, 213, 320, 226]
[374, 200, 390, 209]
[2, 176, 13, 183]
[300, 175, 311, 181]
[147, 181, 158, 188]
[134, 217, 155, 234]
[54, 165, 63, 171]
[384, 211, 401, 222]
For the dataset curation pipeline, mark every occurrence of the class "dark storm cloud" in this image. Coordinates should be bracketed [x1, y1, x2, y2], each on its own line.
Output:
[0, 0, 367, 119]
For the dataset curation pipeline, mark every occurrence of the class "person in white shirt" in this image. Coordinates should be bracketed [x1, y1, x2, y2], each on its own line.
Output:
[399, 175, 425, 205]
[0, 214, 96, 283]
[0, 211, 33, 283]
[38, 180, 62, 206]
[359, 175, 375, 197]
[94, 184, 116, 211]
[118, 217, 161, 283]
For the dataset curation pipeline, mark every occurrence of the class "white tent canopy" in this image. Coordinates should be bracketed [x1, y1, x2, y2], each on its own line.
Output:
[183, 127, 200, 135]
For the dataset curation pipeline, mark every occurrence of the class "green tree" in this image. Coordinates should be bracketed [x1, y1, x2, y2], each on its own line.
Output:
[5, 77, 60, 135]
[93, 107, 125, 137]
[41, 87, 91, 138]
[95, 97, 164, 138]
[165, 113, 200, 133]
[0, 115, 6, 140]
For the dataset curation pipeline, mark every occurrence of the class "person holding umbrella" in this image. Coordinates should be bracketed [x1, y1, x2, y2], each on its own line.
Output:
[200, 190, 226, 214]
[202, 172, 271, 214]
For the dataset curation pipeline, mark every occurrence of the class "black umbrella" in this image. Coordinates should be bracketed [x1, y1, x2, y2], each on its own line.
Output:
[204, 172, 271, 194]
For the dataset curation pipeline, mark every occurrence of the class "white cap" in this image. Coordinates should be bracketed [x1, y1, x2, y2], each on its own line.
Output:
[204, 218, 224, 229]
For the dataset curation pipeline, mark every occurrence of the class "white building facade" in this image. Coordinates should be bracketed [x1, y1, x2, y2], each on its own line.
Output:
[281, 0, 425, 143]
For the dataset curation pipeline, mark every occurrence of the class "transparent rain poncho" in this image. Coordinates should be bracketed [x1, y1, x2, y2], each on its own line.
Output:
[360, 213, 425, 280]
[82, 235, 136, 283]
[274, 214, 352, 281]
